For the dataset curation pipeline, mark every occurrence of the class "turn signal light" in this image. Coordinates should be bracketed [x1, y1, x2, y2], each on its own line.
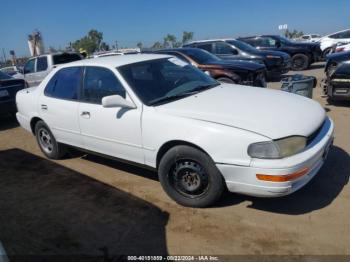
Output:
[256, 167, 309, 182]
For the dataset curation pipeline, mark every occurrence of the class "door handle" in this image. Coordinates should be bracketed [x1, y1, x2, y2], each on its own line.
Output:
[41, 104, 48, 110]
[80, 111, 91, 119]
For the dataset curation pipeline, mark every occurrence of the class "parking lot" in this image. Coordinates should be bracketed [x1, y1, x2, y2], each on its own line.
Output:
[0, 63, 349, 257]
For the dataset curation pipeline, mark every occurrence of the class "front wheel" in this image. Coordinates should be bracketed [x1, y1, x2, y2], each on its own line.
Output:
[35, 120, 66, 159]
[158, 145, 225, 207]
[291, 54, 310, 71]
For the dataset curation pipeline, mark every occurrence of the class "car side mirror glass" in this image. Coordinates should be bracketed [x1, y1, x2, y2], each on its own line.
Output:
[102, 95, 136, 109]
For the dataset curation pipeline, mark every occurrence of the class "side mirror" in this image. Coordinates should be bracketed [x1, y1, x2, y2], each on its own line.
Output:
[102, 95, 136, 109]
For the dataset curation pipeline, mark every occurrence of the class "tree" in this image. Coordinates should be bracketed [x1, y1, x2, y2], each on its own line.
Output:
[182, 31, 194, 44]
[71, 29, 104, 54]
[163, 34, 177, 48]
[137, 42, 143, 50]
[284, 29, 304, 39]
[100, 42, 110, 51]
[152, 41, 163, 49]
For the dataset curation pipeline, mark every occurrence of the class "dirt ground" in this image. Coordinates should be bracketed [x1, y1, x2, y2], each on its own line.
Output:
[0, 63, 349, 260]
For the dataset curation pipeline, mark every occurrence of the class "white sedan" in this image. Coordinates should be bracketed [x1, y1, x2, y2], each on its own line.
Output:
[16, 54, 334, 207]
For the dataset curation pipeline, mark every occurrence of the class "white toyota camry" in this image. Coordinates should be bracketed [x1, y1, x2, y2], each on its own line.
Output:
[16, 54, 334, 207]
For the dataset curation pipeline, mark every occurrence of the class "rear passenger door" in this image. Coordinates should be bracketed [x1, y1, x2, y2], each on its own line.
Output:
[23, 58, 36, 87]
[39, 66, 84, 148]
[33, 56, 49, 86]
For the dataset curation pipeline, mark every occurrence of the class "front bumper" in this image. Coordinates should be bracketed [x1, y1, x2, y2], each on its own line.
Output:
[327, 83, 350, 101]
[265, 58, 291, 75]
[217, 117, 334, 197]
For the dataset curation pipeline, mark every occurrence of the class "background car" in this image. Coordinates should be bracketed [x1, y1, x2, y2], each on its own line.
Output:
[238, 35, 322, 71]
[0, 66, 24, 78]
[295, 34, 322, 43]
[325, 61, 350, 101]
[184, 39, 291, 79]
[22, 52, 82, 87]
[334, 43, 350, 53]
[317, 29, 350, 56]
[0, 71, 26, 116]
[153, 48, 267, 87]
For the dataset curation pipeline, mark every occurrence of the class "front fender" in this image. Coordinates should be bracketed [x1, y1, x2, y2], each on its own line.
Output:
[142, 108, 268, 168]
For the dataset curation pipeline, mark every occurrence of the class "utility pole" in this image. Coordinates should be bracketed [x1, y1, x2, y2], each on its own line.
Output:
[2, 48, 6, 63]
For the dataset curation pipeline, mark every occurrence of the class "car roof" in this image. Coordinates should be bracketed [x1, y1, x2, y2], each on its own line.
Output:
[154, 47, 200, 52]
[185, 39, 237, 45]
[63, 54, 171, 68]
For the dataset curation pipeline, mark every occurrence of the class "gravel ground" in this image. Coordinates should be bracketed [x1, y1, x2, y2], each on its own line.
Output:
[0, 63, 349, 259]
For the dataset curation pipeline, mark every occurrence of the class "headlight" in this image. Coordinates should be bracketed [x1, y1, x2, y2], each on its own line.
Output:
[248, 136, 307, 159]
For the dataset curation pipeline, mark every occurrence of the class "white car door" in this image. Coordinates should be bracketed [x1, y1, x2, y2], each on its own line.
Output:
[34, 56, 50, 86]
[38, 66, 83, 148]
[23, 58, 36, 86]
[78, 66, 144, 163]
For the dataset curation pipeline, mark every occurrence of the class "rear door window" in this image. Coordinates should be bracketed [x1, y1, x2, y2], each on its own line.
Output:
[196, 43, 213, 52]
[214, 42, 234, 54]
[37, 56, 48, 72]
[44, 67, 82, 100]
[53, 53, 82, 65]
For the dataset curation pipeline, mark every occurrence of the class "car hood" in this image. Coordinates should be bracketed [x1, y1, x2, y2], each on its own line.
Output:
[327, 51, 350, 62]
[155, 84, 325, 139]
[205, 60, 266, 72]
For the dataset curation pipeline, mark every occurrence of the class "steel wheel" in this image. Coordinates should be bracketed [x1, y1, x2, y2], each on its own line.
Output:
[38, 128, 53, 154]
[170, 160, 209, 198]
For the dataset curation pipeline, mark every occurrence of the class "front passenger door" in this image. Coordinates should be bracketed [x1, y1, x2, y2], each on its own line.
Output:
[79, 66, 144, 163]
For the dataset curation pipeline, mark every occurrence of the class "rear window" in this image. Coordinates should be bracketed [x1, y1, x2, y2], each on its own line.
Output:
[53, 53, 82, 65]
[44, 67, 82, 100]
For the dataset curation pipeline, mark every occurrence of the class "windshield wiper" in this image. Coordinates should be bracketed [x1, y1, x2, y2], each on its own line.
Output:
[148, 92, 195, 106]
[148, 83, 220, 106]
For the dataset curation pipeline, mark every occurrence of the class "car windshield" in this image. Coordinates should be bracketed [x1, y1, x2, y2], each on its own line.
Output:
[226, 40, 258, 53]
[0, 71, 12, 80]
[180, 49, 220, 64]
[118, 57, 219, 106]
[276, 35, 294, 44]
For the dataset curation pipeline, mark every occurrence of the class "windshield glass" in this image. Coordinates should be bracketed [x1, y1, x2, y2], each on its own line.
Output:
[226, 40, 258, 53]
[0, 71, 12, 80]
[277, 35, 294, 44]
[180, 49, 220, 64]
[118, 57, 219, 106]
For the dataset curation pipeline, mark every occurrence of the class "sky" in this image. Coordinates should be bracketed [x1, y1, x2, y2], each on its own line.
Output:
[1, 0, 350, 57]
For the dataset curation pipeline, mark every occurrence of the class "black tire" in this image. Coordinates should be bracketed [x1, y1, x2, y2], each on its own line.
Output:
[34, 120, 66, 159]
[217, 77, 235, 84]
[158, 145, 225, 208]
[291, 54, 310, 71]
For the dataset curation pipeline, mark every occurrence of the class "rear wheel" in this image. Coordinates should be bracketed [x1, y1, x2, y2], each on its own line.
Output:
[35, 120, 66, 159]
[291, 54, 310, 71]
[158, 145, 225, 207]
